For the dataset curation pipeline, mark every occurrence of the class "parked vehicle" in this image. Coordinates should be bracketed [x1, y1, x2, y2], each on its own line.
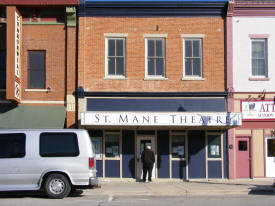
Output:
[0, 129, 98, 199]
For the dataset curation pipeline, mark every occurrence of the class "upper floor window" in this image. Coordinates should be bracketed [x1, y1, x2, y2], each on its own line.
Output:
[251, 39, 268, 77]
[28, 51, 45, 89]
[105, 38, 125, 78]
[145, 38, 166, 78]
[0, 51, 6, 89]
[183, 38, 203, 78]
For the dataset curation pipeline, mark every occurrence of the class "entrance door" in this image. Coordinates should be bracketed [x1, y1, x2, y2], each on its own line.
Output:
[236, 137, 251, 178]
[188, 131, 206, 178]
[266, 137, 275, 177]
[136, 136, 156, 181]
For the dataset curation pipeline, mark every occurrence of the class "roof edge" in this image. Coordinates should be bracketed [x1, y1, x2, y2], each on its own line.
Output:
[0, 0, 78, 6]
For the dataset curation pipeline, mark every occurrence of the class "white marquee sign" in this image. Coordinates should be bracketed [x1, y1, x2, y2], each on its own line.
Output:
[242, 101, 275, 120]
[81, 112, 242, 127]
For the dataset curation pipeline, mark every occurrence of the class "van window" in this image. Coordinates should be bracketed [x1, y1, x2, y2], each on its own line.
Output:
[0, 133, 26, 158]
[40, 133, 79, 157]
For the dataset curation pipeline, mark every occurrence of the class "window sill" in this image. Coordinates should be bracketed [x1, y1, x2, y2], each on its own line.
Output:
[249, 77, 270, 81]
[182, 77, 205, 81]
[25, 89, 48, 92]
[171, 158, 186, 161]
[104, 157, 120, 160]
[144, 77, 168, 81]
[104, 76, 127, 80]
[207, 158, 222, 161]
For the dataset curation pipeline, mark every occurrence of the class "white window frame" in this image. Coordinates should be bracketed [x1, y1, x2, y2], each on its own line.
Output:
[104, 132, 121, 160]
[104, 34, 127, 79]
[182, 34, 204, 81]
[90, 137, 102, 159]
[170, 132, 187, 161]
[251, 38, 268, 78]
[144, 35, 167, 80]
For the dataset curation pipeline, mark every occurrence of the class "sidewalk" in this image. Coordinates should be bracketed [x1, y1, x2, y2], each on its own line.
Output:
[84, 178, 275, 197]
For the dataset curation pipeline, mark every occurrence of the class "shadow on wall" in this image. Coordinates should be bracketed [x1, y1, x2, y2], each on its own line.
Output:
[129, 157, 135, 178]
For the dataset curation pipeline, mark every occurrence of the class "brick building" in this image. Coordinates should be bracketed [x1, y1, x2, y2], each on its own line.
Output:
[0, 0, 78, 128]
[227, 0, 275, 179]
[78, 0, 241, 180]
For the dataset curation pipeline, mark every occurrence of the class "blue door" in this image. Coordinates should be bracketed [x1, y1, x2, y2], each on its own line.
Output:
[188, 131, 206, 178]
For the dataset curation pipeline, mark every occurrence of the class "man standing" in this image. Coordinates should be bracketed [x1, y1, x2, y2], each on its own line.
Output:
[141, 145, 155, 182]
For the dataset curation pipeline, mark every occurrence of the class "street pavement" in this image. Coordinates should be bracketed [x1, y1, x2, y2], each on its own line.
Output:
[84, 178, 275, 197]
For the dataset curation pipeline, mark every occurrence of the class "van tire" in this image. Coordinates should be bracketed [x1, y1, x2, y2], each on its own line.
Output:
[44, 173, 71, 199]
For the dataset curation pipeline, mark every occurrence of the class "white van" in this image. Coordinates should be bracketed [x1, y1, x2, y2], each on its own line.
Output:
[0, 129, 98, 199]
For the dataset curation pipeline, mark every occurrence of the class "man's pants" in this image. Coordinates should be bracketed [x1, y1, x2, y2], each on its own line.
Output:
[143, 163, 153, 181]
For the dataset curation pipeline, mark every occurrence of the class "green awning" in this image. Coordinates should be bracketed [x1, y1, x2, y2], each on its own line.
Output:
[0, 105, 66, 129]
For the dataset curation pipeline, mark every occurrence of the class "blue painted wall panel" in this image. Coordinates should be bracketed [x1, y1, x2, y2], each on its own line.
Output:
[96, 160, 103, 177]
[105, 160, 120, 177]
[87, 98, 226, 112]
[157, 131, 170, 178]
[208, 161, 222, 178]
[172, 161, 186, 179]
[188, 131, 206, 178]
[122, 130, 135, 178]
[223, 131, 228, 178]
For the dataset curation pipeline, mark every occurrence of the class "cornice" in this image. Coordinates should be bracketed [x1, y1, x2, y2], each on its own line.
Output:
[228, 1, 275, 16]
[0, 0, 78, 6]
[79, 1, 227, 17]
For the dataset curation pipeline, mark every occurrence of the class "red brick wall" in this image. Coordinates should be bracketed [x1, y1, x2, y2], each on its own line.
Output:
[78, 17, 225, 92]
[66, 26, 77, 128]
[21, 24, 66, 101]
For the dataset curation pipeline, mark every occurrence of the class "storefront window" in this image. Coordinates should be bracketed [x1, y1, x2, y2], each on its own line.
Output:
[90, 137, 102, 159]
[172, 135, 185, 158]
[105, 134, 120, 158]
[208, 135, 221, 158]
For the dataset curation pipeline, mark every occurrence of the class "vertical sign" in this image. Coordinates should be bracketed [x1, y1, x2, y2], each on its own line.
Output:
[6, 6, 21, 102]
[15, 11, 20, 78]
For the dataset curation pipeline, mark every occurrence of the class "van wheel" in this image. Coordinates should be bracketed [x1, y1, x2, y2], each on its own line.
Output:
[44, 174, 71, 199]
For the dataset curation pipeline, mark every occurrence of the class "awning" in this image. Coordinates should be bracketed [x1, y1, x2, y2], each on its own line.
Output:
[0, 105, 66, 129]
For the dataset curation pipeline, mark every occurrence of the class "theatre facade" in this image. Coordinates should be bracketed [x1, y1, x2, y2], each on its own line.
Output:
[77, 0, 241, 180]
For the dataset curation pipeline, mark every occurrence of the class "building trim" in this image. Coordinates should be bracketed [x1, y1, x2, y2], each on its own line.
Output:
[80, 91, 228, 98]
[181, 34, 205, 38]
[143, 34, 168, 38]
[104, 33, 128, 38]
[20, 100, 65, 104]
[0, 0, 78, 6]
[79, 1, 227, 17]
[229, 1, 275, 17]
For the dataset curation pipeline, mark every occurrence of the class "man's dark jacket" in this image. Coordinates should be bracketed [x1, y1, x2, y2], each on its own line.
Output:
[141, 148, 155, 165]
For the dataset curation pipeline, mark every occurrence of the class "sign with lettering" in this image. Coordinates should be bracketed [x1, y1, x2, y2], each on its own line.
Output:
[15, 11, 21, 78]
[242, 101, 275, 120]
[6, 6, 21, 102]
[81, 112, 242, 127]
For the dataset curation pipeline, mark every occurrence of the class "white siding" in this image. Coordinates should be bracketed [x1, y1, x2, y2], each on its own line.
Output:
[233, 17, 275, 92]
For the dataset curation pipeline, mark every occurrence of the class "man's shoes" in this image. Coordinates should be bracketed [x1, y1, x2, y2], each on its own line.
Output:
[148, 179, 152, 182]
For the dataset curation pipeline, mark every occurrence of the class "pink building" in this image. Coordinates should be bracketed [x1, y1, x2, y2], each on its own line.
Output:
[227, 0, 275, 179]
